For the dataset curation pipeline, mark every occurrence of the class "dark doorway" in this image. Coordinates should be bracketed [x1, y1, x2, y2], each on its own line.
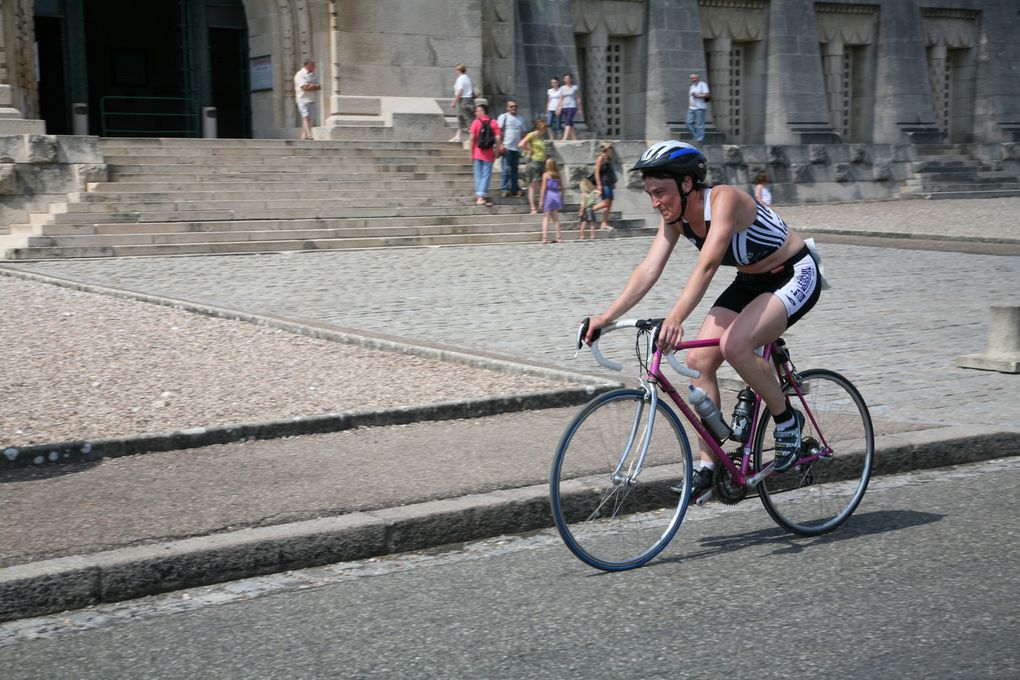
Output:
[35, 15, 69, 134]
[84, 0, 187, 136]
[33, 0, 252, 138]
[209, 27, 250, 138]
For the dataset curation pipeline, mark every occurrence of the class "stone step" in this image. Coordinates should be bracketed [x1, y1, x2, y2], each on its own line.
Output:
[71, 186, 514, 202]
[10, 211, 555, 236]
[32, 201, 551, 225]
[47, 194, 516, 214]
[897, 188, 1020, 200]
[9, 222, 552, 248]
[103, 155, 469, 168]
[0, 224, 656, 260]
[100, 145, 464, 157]
[98, 138, 466, 150]
[902, 176, 1020, 188]
[912, 159, 988, 172]
[908, 170, 1015, 181]
[21, 217, 655, 248]
[107, 161, 472, 174]
[84, 179, 484, 192]
[5, 136, 608, 260]
[103, 171, 473, 183]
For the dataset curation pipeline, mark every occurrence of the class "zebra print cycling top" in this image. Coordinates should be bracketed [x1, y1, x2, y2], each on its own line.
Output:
[680, 187, 789, 266]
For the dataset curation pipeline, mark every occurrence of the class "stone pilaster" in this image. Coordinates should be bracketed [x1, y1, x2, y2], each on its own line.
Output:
[517, 0, 578, 124]
[706, 37, 731, 137]
[0, 0, 45, 133]
[764, 0, 838, 144]
[644, 0, 705, 141]
[821, 41, 844, 136]
[324, 0, 344, 126]
[873, 0, 941, 144]
[927, 43, 947, 133]
[481, 0, 516, 109]
[584, 29, 608, 137]
[969, 2, 1020, 143]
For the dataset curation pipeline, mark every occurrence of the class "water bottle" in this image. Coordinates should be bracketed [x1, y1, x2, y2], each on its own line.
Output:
[729, 387, 755, 443]
[688, 385, 732, 443]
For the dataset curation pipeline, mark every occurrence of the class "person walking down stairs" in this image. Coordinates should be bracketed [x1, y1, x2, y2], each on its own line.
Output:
[469, 103, 501, 207]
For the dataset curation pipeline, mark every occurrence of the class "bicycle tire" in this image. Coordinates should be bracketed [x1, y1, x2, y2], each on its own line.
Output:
[550, 388, 693, 570]
[752, 368, 874, 536]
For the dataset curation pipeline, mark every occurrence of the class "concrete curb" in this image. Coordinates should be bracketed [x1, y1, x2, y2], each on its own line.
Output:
[0, 386, 616, 470]
[0, 265, 619, 469]
[2, 426, 1016, 622]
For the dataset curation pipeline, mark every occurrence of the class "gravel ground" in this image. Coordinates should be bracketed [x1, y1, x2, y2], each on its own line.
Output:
[0, 276, 571, 447]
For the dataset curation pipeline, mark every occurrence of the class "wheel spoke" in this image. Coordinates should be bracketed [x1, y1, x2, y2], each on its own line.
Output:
[550, 389, 693, 570]
[753, 369, 873, 536]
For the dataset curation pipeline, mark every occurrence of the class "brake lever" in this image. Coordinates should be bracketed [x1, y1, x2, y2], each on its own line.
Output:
[573, 318, 601, 358]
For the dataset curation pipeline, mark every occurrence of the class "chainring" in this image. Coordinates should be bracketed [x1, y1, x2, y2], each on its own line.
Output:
[712, 452, 750, 505]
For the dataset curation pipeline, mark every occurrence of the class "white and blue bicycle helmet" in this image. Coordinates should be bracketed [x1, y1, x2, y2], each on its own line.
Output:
[630, 141, 708, 220]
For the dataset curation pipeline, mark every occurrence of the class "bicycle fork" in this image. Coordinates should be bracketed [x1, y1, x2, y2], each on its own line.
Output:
[610, 382, 658, 486]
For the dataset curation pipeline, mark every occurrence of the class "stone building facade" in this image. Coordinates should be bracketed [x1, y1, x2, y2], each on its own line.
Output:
[2, 0, 1018, 145]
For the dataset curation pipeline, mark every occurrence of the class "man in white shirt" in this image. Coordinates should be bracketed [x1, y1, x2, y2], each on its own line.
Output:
[687, 72, 710, 142]
[294, 60, 321, 140]
[497, 100, 525, 196]
[449, 64, 474, 143]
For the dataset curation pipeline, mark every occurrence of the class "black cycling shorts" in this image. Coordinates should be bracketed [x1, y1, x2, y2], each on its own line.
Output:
[712, 245, 821, 328]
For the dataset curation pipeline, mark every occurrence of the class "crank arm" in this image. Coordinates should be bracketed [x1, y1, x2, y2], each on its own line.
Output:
[694, 489, 714, 507]
[745, 463, 775, 488]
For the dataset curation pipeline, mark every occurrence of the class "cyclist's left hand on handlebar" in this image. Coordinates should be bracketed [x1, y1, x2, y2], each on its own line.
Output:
[580, 315, 608, 347]
[656, 315, 685, 352]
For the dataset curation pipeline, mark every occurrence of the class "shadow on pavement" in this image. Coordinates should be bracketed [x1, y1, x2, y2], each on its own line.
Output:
[659, 509, 944, 565]
[0, 460, 101, 483]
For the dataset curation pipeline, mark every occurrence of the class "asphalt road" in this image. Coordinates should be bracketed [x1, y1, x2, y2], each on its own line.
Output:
[2, 456, 1017, 679]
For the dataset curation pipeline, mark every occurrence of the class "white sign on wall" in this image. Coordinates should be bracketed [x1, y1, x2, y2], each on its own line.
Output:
[250, 55, 273, 92]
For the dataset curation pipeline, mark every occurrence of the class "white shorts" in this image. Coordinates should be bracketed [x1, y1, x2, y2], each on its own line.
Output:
[297, 100, 315, 119]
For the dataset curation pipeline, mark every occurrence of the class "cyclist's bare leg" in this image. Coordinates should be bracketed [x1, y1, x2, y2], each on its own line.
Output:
[719, 292, 789, 416]
[687, 307, 737, 465]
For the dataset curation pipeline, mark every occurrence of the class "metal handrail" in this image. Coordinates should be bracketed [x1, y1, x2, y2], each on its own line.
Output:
[100, 96, 200, 137]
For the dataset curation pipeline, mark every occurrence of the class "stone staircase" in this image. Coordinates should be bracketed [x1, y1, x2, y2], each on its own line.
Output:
[898, 145, 1020, 200]
[0, 138, 652, 260]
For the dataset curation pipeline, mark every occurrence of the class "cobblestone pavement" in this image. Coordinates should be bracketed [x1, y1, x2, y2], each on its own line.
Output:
[8, 199, 1020, 430]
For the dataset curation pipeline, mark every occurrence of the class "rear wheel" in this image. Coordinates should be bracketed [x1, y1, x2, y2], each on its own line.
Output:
[753, 369, 873, 536]
[550, 388, 693, 570]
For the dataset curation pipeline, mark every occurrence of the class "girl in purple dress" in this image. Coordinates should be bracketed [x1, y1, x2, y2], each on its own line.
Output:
[540, 158, 564, 243]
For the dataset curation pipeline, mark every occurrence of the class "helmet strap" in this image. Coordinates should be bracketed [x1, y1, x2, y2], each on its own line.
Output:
[676, 177, 689, 220]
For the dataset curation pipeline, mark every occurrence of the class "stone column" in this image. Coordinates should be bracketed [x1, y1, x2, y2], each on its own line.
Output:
[518, 0, 578, 125]
[644, 0, 706, 140]
[873, 0, 940, 143]
[0, 0, 44, 133]
[706, 37, 731, 137]
[585, 29, 608, 137]
[764, 0, 838, 144]
[324, 0, 344, 127]
[927, 43, 947, 132]
[971, 1, 1020, 142]
[822, 41, 845, 135]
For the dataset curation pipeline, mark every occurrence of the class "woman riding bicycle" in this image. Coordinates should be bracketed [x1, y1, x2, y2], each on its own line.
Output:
[583, 141, 822, 493]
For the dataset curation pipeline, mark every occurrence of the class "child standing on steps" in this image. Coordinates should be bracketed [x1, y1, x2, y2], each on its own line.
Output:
[540, 158, 564, 244]
[577, 177, 600, 240]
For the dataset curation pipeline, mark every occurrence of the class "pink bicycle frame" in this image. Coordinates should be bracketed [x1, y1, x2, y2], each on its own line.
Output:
[647, 338, 830, 489]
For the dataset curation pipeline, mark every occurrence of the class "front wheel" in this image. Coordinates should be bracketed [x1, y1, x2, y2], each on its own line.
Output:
[753, 369, 874, 536]
[550, 388, 693, 570]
